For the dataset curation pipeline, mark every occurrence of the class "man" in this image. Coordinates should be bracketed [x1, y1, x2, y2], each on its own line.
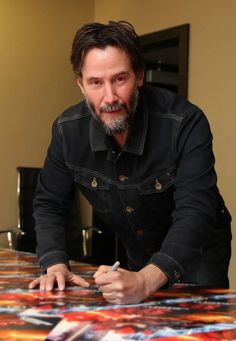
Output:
[29, 21, 231, 305]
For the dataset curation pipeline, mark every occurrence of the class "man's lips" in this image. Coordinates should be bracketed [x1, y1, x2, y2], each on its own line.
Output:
[100, 103, 126, 115]
[102, 108, 123, 115]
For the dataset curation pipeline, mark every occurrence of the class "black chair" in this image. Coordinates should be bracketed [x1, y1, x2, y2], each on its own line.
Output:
[0, 167, 40, 252]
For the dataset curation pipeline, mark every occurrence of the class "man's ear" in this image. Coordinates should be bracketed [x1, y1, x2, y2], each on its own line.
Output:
[137, 71, 144, 87]
[76, 77, 85, 95]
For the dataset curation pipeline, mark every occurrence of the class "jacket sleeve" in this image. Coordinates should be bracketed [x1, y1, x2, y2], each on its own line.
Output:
[148, 109, 220, 283]
[33, 117, 74, 271]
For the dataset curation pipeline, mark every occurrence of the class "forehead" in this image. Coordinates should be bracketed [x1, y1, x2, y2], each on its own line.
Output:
[82, 46, 133, 77]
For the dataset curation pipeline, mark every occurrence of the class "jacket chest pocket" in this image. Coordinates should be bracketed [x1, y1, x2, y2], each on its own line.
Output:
[74, 171, 113, 213]
[138, 171, 175, 210]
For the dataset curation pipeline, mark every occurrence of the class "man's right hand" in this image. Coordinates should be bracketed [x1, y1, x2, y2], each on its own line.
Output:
[28, 263, 90, 291]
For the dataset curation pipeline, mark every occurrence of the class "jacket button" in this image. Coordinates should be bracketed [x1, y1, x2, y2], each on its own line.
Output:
[155, 179, 162, 191]
[174, 270, 181, 281]
[126, 206, 135, 213]
[91, 177, 98, 188]
[118, 175, 127, 182]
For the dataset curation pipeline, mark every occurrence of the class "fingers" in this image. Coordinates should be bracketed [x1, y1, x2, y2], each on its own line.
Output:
[98, 283, 118, 304]
[94, 264, 123, 278]
[51, 272, 66, 291]
[38, 272, 66, 291]
[28, 271, 90, 291]
[102, 292, 122, 304]
[94, 271, 120, 288]
[28, 277, 41, 289]
[95, 273, 122, 304]
[99, 286, 125, 305]
[93, 265, 111, 278]
[98, 283, 113, 293]
[70, 274, 90, 288]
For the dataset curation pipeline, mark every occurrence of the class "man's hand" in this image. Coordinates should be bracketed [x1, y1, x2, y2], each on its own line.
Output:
[29, 263, 90, 291]
[94, 263, 168, 304]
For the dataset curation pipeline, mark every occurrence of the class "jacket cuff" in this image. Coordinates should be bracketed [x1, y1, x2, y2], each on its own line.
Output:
[147, 252, 184, 284]
[39, 251, 70, 272]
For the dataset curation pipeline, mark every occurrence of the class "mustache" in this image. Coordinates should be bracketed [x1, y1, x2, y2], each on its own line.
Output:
[99, 102, 127, 113]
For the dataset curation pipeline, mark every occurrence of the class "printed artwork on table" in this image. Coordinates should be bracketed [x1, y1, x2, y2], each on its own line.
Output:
[0, 249, 236, 341]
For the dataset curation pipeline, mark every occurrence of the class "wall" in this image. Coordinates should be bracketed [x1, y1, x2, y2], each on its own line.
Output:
[94, 0, 236, 288]
[0, 0, 94, 244]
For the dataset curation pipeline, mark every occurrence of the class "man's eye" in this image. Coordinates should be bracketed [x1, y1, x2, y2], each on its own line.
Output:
[93, 80, 101, 86]
[116, 76, 125, 82]
[88, 80, 102, 87]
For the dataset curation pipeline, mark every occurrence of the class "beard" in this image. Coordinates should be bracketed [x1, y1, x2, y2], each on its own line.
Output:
[86, 90, 139, 135]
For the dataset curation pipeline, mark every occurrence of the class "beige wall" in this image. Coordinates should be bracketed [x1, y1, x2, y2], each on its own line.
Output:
[94, 0, 236, 288]
[0, 0, 94, 243]
[1, 0, 235, 287]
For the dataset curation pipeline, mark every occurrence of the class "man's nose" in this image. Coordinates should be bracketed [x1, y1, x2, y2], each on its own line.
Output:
[103, 84, 117, 103]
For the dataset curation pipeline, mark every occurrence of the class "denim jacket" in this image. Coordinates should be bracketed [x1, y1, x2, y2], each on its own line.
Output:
[34, 86, 231, 286]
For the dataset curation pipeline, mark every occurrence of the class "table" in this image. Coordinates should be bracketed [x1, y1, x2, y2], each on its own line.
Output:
[0, 248, 236, 340]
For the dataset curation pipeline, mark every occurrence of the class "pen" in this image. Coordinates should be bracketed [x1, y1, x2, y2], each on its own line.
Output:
[96, 261, 120, 293]
[109, 261, 120, 272]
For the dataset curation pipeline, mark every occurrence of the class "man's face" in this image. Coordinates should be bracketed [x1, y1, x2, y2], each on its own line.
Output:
[77, 46, 144, 135]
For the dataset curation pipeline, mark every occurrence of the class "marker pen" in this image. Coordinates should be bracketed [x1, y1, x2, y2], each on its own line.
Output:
[109, 261, 120, 272]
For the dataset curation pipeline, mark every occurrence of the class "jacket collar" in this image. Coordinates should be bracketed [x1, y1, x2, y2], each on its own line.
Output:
[89, 88, 148, 155]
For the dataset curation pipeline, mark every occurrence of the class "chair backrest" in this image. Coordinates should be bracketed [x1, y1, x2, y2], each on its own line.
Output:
[17, 167, 41, 232]
[16, 167, 41, 252]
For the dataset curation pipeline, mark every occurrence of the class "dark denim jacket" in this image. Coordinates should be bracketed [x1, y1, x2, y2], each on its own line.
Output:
[34, 86, 231, 286]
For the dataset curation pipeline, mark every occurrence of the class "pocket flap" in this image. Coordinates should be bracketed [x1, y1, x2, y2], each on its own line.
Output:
[138, 171, 174, 194]
[74, 170, 109, 190]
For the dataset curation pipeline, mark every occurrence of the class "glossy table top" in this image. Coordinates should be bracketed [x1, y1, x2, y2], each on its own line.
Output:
[0, 248, 236, 340]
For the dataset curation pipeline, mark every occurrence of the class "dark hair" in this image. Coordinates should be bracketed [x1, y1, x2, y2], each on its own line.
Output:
[70, 21, 144, 77]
